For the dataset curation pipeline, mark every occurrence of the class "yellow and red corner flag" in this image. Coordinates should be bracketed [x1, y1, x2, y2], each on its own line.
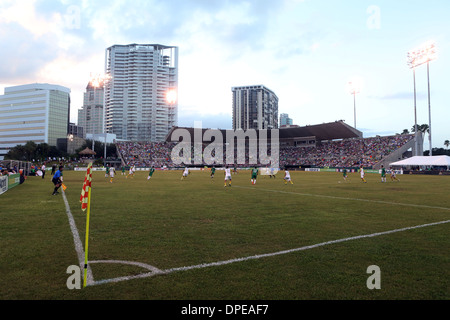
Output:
[80, 162, 93, 287]
[80, 162, 93, 211]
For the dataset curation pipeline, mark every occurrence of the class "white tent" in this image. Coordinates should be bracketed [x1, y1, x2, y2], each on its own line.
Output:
[390, 155, 450, 167]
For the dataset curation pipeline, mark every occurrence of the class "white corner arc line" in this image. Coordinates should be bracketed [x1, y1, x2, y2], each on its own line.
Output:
[87, 260, 164, 287]
[90, 260, 162, 273]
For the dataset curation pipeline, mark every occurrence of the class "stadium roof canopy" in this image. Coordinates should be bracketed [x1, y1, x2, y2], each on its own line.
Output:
[279, 121, 362, 141]
[390, 155, 450, 167]
[166, 121, 362, 143]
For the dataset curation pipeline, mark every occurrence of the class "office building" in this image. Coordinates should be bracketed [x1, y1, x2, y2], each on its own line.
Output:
[0, 83, 70, 160]
[232, 85, 278, 130]
[78, 80, 104, 137]
[105, 43, 178, 141]
[69, 122, 84, 138]
[280, 113, 293, 126]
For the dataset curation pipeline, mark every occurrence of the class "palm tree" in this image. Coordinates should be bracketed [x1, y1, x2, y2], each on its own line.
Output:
[445, 140, 450, 149]
[411, 124, 430, 134]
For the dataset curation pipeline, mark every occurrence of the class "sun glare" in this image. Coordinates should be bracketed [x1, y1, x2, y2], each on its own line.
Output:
[166, 89, 177, 104]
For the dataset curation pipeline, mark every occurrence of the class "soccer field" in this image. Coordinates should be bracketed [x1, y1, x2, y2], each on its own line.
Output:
[1, 169, 449, 300]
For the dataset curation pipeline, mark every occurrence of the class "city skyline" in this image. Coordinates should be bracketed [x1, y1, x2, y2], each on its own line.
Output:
[0, 1, 449, 150]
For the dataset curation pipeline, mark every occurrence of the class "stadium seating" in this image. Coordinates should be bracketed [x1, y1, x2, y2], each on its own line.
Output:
[116, 134, 414, 169]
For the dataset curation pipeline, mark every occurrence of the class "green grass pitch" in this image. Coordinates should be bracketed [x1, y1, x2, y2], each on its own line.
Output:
[1, 169, 449, 300]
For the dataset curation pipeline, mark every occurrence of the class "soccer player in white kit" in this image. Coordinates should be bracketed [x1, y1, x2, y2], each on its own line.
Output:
[360, 165, 367, 183]
[127, 165, 135, 178]
[284, 169, 293, 185]
[181, 167, 189, 180]
[224, 167, 232, 187]
[390, 167, 400, 181]
[109, 166, 115, 183]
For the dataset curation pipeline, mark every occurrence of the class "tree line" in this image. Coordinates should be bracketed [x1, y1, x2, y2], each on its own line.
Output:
[4, 140, 117, 162]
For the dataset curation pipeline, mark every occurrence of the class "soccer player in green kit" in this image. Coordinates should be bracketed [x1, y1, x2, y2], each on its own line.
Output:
[343, 168, 348, 181]
[380, 165, 387, 183]
[147, 166, 155, 180]
[210, 166, 216, 180]
[251, 167, 258, 185]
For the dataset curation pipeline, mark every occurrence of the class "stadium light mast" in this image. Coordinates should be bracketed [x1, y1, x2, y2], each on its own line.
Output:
[407, 41, 437, 156]
[348, 81, 360, 129]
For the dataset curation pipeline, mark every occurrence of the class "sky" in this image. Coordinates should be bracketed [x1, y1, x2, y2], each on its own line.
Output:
[1, 0, 449, 150]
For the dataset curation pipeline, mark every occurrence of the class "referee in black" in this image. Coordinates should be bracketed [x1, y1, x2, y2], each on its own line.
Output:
[52, 166, 64, 195]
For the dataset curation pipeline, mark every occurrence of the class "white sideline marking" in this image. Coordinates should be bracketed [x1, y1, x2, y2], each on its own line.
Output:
[89, 219, 450, 286]
[234, 185, 450, 211]
[61, 190, 94, 285]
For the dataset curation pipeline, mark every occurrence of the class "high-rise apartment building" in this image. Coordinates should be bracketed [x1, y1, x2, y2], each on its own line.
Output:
[78, 80, 104, 137]
[105, 43, 178, 141]
[232, 85, 278, 131]
[0, 83, 70, 160]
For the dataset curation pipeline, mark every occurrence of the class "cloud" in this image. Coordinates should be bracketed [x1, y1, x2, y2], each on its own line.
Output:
[0, 0, 331, 125]
[0, 0, 96, 82]
[0, 0, 61, 36]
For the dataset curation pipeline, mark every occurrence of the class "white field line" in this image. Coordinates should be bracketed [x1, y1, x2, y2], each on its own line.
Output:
[61, 190, 94, 285]
[234, 185, 450, 211]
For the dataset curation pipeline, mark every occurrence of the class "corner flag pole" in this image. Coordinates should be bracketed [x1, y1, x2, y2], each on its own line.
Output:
[83, 186, 92, 288]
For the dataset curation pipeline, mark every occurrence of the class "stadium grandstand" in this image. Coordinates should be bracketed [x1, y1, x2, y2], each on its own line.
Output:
[115, 120, 418, 170]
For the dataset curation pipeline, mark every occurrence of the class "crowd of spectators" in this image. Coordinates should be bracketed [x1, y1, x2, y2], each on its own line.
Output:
[0, 165, 18, 176]
[281, 134, 414, 168]
[116, 141, 176, 168]
[116, 134, 414, 169]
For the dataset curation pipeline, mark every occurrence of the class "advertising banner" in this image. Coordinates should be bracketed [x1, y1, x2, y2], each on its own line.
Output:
[0, 176, 8, 195]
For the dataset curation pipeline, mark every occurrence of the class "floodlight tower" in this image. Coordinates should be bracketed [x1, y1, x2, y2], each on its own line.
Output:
[407, 41, 437, 156]
[348, 81, 360, 129]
